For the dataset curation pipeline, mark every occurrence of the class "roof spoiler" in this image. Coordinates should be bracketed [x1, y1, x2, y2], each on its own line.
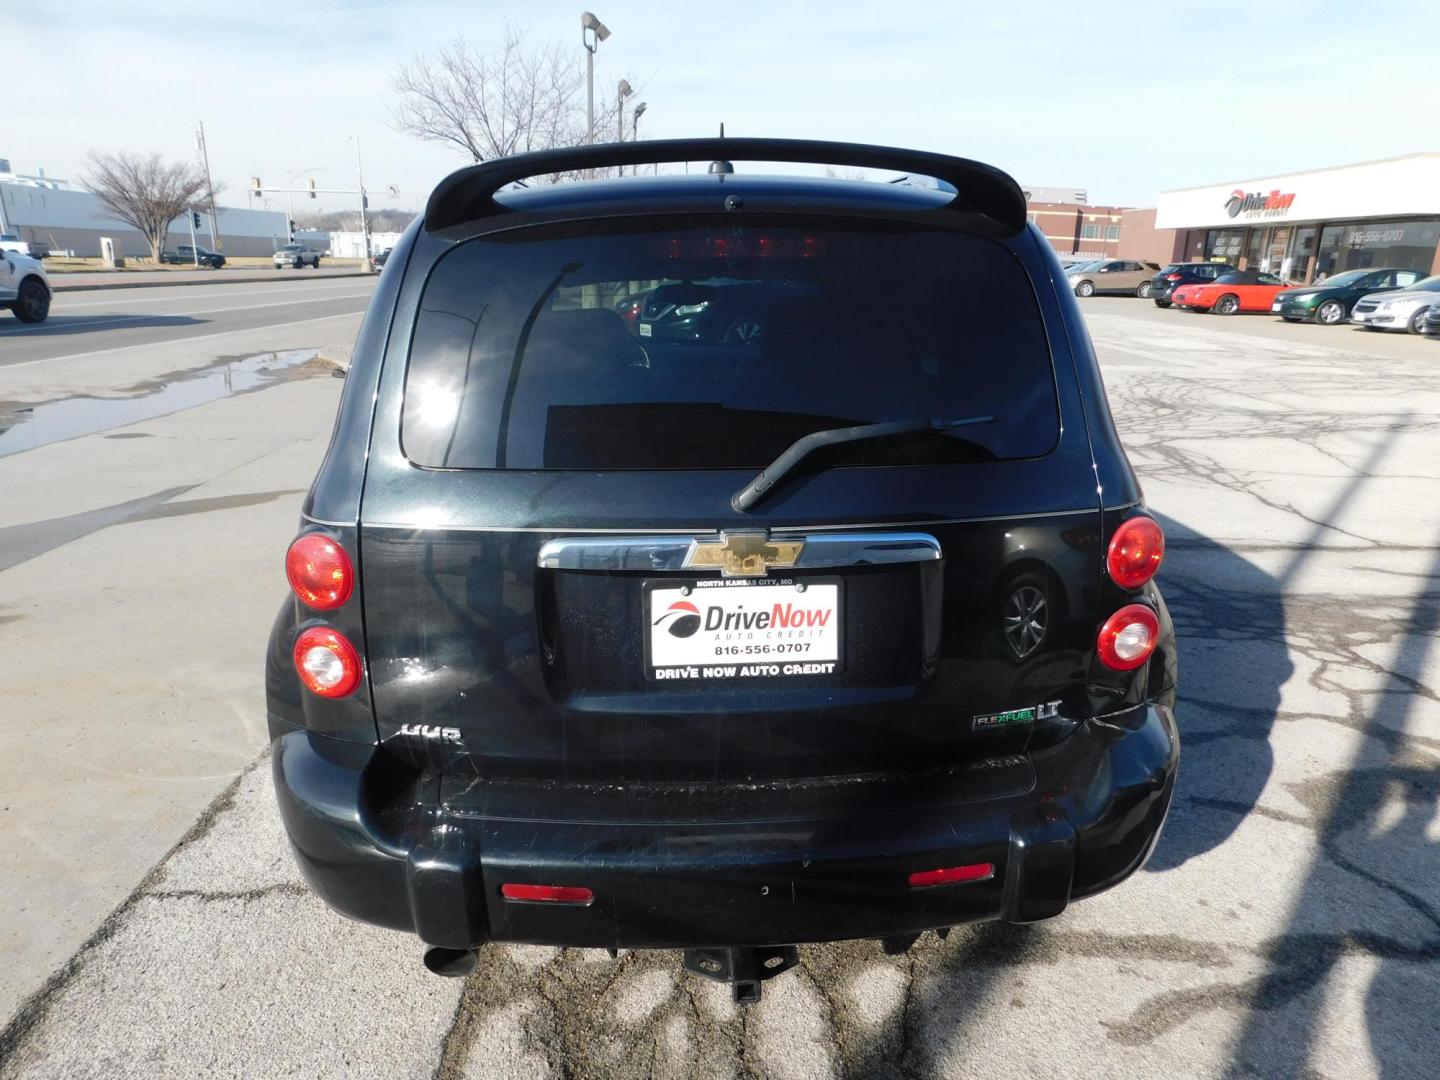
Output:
[424, 138, 1027, 236]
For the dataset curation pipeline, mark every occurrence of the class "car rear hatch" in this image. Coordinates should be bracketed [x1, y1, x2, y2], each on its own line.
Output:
[357, 211, 1105, 790]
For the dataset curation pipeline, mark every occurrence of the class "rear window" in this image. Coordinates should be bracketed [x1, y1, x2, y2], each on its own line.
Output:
[402, 220, 1059, 470]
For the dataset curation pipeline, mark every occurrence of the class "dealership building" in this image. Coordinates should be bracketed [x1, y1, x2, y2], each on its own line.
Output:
[1155, 153, 1440, 284]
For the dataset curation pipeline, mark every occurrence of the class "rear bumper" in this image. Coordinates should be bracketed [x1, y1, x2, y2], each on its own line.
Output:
[272, 702, 1179, 950]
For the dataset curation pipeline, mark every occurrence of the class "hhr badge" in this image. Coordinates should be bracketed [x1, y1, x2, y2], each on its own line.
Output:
[683, 531, 804, 578]
[398, 723, 463, 744]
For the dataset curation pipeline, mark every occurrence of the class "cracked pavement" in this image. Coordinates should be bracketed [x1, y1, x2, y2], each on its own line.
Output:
[2, 299, 1438, 1077]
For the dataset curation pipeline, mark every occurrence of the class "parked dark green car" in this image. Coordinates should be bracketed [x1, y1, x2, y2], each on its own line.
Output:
[1272, 267, 1427, 325]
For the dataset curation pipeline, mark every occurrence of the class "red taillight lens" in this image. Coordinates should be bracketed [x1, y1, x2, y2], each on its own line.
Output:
[908, 863, 995, 888]
[500, 883, 594, 905]
[286, 534, 353, 610]
[1107, 515, 1165, 589]
[293, 626, 362, 698]
[1096, 604, 1160, 671]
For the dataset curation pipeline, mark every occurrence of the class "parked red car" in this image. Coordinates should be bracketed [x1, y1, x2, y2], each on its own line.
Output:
[1171, 269, 1292, 314]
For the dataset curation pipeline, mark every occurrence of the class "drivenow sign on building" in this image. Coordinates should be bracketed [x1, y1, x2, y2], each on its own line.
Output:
[1155, 153, 1440, 283]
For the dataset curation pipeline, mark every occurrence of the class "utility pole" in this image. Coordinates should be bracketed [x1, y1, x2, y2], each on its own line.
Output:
[195, 121, 220, 251]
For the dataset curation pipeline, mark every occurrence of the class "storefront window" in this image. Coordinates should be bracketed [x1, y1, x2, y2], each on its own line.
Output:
[1205, 228, 1244, 262]
[1243, 228, 1265, 269]
[1265, 227, 1292, 276]
[1313, 219, 1440, 280]
[1287, 226, 1317, 282]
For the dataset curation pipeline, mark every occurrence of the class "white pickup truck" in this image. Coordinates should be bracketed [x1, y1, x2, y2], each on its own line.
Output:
[1, 248, 52, 323]
[0, 232, 34, 257]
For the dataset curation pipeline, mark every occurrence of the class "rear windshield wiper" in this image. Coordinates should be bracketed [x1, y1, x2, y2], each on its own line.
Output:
[731, 415, 996, 512]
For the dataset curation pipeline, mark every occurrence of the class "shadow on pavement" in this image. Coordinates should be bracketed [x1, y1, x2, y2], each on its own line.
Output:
[1221, 532, 1440, 1078]
[0, 314, 205, 337]
[1144, 513, 1292, 872]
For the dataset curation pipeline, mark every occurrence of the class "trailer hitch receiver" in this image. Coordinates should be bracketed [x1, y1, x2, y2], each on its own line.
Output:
[682, 945, 800, 1004]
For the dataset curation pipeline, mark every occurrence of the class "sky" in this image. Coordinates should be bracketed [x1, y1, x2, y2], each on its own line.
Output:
[5, 0, 1436, 217]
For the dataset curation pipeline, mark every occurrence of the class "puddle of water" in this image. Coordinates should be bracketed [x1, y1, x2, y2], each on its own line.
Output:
[0, 350, 329, 458]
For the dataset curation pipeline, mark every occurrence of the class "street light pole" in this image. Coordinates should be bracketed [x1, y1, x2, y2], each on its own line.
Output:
[282, 168, 321, 242]
[349, 136, 371, 269]
[580, 11, 611, 152]
[631, 102, 647, 176]
[617, 78, 632, 146]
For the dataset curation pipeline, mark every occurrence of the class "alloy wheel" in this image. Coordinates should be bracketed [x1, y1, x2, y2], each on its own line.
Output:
[14, 280, 50, 323]
[1317, 300, 1344, 324]
[725, 318, 763, 345]
[1004, 585, 1048, 659]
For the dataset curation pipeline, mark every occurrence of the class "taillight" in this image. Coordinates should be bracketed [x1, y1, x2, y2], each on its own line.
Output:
[500, 883, 594, 905]
[1107, 515, 1165, 589]
[1095, 604, 1160, 671]
[286, 534, 354, 610]
[293, 626, 362, 698]
[908, 863, 995, 888]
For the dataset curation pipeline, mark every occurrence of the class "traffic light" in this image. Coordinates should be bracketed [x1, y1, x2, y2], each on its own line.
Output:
[192, 212, 201, 229]
[289, 219, 296, 237]
[308, 179, 316, 199]
[251, 177, 262, 196]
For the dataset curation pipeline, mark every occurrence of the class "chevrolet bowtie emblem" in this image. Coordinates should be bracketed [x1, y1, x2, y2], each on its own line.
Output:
[683, 531, 805, 577]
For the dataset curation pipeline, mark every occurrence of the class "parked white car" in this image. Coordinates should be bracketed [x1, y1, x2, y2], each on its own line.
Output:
[1350, 274, 1440, 334]
[1, 248, 51, 323]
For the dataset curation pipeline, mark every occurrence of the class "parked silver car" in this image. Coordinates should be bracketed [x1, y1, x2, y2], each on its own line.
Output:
[1422, 301, 1440, 336]
[273, 244, 321, 269]
[1350, 274, 1440, 334]
[1068, 259, 1162, 298]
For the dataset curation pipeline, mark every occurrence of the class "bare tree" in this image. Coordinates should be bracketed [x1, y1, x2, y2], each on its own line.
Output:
[390, 26, 630, 178]
[82, 152, 209, 260]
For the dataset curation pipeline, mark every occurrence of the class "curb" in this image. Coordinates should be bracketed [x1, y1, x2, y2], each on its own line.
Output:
[50, 270, 374, 294]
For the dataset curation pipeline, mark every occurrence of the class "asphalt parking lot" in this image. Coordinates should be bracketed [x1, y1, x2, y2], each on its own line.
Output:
[1, 296, 1438, 1078]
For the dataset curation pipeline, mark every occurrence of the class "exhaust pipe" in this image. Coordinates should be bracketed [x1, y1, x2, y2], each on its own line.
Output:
[423, 946, 478, 978]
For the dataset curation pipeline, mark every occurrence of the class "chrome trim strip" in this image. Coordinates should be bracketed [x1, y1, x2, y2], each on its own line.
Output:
[361, 507, 1097, 535]
[302, 512, 356, 528]
[537, 531, 942, 572]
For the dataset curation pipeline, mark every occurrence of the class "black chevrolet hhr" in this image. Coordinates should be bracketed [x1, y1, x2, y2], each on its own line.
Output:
[268, 139, 1178, 1003]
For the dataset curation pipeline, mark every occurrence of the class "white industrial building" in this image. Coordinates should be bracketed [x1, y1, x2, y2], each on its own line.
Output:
[0, 159, 287, 259]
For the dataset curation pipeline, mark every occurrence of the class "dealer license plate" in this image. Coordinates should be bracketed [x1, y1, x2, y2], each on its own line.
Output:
[645, 578, 842, 680]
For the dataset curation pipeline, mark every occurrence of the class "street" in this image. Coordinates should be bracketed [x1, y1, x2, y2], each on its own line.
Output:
[2, 294, 1439, 1078]
[0, 275, 374, 369]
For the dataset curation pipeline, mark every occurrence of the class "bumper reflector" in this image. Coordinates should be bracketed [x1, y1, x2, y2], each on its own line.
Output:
[908, 862, 995, 888]
[500, 883, 595, 905]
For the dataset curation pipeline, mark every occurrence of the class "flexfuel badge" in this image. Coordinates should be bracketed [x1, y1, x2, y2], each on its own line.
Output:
[973, 700, 1060, 732]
